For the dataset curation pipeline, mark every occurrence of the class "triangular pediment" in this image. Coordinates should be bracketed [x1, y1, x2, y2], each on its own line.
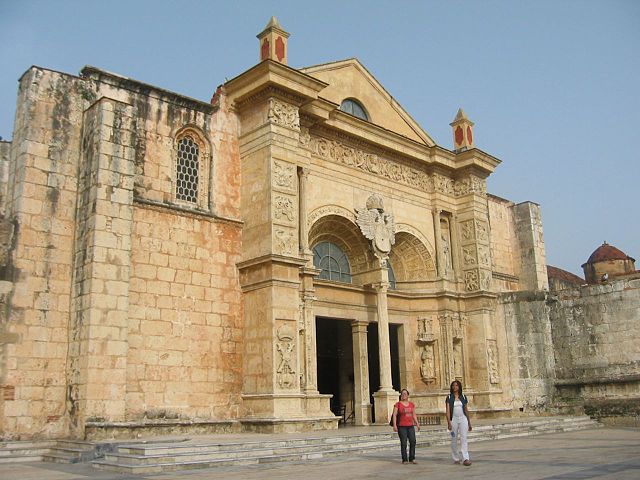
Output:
[300, 58, 434, 146]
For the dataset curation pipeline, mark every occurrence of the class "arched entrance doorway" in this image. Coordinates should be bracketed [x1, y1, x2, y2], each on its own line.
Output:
[315, 316, 402, 424]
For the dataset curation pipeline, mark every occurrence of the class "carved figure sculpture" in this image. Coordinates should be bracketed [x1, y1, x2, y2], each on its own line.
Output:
[276, 324, 296, 388]
[420, 345, 435, 382]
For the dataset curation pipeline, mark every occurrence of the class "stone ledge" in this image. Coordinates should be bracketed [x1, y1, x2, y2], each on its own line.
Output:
[84, 420, 238, 440]
[555, 374, 640, 387]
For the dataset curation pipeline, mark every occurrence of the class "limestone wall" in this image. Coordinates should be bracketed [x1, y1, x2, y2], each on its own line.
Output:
[0, 68, 86, 438]
[498, 291, 556, 412]
[0, 140, 10, 215]
[0, 66, 243, 439]
[500, 278, 640, 420]
[550, 278, 640, 404]
[487, 195, 521, 292]
[514, 202, 548, 291]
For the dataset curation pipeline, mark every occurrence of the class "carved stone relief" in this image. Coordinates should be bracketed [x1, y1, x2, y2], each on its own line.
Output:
[476, 220, 489, 242]
[356, 194, 395, 263]
[487, 340, 500, 385]
[268, 99, 300, 130]
[479, 270, 492, 290]
[274, 228, 296, 256]
[440, 219, 453, 277]
[307, 205, 357, 227]
[453, 340, 464, 381]
[462, 246, 477, 266]
[299, 126, 311, 147]
[477, 244, 490, 266]
[273, 194, 295, 223]
[273, 160, 296, 191]
[301, 132, 487, 197]
[460, 220, 475, 242]
[276, 323, 296, 389]
[453, 175, 487, 196]
[420, 344, 436, 384]
[417, 316, 436, 344]
[464, 270, 479, 291]
[452, 314, 466, 340]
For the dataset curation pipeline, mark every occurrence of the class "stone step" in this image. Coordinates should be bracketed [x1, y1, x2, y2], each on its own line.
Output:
[92, 416, 601, 473]
[0, 441, 53, 463]
[0, 454, 45, 464]
[42, 440, 98, 464]
[0, 439, 97, 465]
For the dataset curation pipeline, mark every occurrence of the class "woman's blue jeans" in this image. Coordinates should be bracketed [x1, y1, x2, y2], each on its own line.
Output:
[397, 426, 416, 462]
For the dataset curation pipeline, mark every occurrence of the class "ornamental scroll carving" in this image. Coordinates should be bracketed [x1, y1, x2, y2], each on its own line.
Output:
[276, 324, 296, 389]
[273, 160, 296, 190]
[476, 220, 489, 242]
[274, 195, 295, 223]
[356, 194, 395, 263]
[487, 340, 500, 384]
[268, 99, 300, 130]
[304, 136, 433, 193]
[464, 269, 491, 291]
[274, 228, 296, 255]
[477, 245, 490, 266]
[480, 270, 492, 290]
[461, 220, 475, 242]
[464, 270, 480, 291]
[462, 246, 477, 266]
[301, 134, 486, 197]
[308, 205, 357, 227]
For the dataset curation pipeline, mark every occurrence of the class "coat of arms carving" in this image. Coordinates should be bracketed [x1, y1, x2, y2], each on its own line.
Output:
[356, 194, 395, 263]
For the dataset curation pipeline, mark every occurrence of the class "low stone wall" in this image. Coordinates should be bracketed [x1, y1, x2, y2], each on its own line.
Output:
[501, 277, 640, 422]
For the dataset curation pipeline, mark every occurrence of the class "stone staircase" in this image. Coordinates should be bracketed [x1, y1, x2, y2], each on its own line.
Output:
[42, 439, 98, 464]
[92, 415, 601, 474]
[0, 439, 96, 464]
[0, 440, 55, 463]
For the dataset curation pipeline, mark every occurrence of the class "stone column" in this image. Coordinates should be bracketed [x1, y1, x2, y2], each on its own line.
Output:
[351, 320, 372, 425]
[301, 287, 319, 394]
[439, 313, 454, 389]
[450, 213, 461, 280]
[433, 208, 443, 278]
[372, 278, 398, 423]
[298, 167, 312, 257]
[374, 282, 393, 391]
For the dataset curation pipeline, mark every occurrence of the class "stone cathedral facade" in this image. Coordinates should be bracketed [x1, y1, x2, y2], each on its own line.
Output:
[0, 18, 565, 440]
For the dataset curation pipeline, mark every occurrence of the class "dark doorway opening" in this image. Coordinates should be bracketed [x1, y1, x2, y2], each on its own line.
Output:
[316, 317, 354, 419]
[367, 322, 401, 422]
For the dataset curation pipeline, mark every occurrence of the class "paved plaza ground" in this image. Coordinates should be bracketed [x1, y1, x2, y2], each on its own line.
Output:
[1, 426, 639, 479]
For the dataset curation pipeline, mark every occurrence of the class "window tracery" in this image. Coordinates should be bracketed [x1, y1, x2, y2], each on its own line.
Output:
[173, 126, 211, 210]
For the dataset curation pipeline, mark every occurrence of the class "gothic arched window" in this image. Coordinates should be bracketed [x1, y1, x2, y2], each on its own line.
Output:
[340, 98, 369, 121]
[174, 126, 211, 210]
[312, 241, 352, 283]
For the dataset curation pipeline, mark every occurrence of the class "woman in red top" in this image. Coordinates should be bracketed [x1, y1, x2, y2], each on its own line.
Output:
[391, 388, 420, 464]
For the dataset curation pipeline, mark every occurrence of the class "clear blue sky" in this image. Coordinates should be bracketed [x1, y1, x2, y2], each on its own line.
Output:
[1, 0, 638, 276]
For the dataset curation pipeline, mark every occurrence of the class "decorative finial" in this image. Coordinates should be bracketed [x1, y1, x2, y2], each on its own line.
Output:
[449, 107, 475, 152]
[257, 16, 290, 65]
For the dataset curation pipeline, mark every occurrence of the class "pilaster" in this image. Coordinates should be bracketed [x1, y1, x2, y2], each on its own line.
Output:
[351, 320, 372, 425]
[69, 97, 135, 433]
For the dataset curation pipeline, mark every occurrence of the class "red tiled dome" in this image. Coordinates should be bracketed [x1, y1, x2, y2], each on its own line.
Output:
[586, 242, 633, 264]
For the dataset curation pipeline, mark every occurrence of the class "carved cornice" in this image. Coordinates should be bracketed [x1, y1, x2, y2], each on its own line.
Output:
[234, 85, 307, 112]
[302, 130, 487, 197]
[225, 59, 327, 107]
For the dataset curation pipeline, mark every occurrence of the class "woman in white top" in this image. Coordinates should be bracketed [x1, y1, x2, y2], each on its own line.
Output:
[445, 380, 472, 466]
